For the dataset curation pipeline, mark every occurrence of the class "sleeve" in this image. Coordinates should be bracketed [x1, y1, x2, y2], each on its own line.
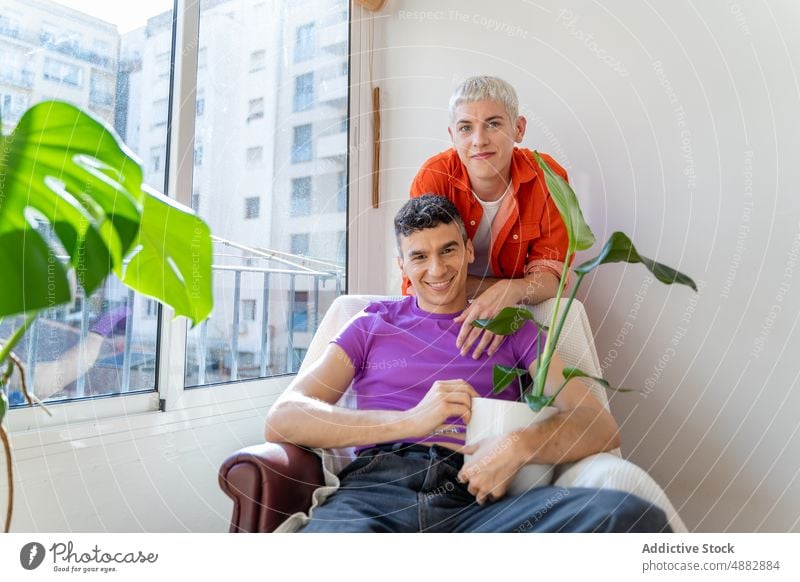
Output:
[330, 310, 374, 373]
[525, 154, 572, 282]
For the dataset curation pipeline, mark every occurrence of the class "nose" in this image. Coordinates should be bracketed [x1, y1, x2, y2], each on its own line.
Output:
[472, 124, 489, 147]
[428, 254, 447, 277]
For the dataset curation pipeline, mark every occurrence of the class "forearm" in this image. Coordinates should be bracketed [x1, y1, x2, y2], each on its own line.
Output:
[514, 406, 621, 465]
[265, 394, 417, 449]
[466, 273, 559, 304]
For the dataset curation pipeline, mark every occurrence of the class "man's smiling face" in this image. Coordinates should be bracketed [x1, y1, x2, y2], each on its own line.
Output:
[397, 221, 474, 314]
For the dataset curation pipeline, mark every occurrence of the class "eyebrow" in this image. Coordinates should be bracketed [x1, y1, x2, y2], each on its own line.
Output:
[455, 115, 505, 125]
[407, 240, 459, 258]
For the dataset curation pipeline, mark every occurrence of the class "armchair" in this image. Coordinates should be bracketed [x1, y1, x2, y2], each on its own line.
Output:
[219, 295, 687, 532]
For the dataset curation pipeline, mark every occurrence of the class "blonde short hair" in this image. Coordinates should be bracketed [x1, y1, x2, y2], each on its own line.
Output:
[449, 76, 520, 123]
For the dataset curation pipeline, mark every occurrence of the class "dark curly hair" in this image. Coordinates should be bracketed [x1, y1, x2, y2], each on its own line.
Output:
[394, 194, 468, 251]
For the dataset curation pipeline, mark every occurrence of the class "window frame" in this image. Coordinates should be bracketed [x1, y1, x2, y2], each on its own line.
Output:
[7, 0, 361, 432]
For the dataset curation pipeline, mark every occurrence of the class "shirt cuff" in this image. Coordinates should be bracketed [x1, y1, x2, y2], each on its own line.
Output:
[525, 259, 570, 287]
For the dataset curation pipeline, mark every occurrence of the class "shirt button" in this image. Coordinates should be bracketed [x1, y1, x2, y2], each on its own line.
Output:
[513, 234, 519, 240]
[470, 220, 476, 226]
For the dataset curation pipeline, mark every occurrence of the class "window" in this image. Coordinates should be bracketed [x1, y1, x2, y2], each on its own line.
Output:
[250, 49, 265, 71]
[292, 291, 309, 331]
[194, 142, 203, 166]
[295, 23, 314, 62]
[196, 90, 205, 116]
[293, 72, 313, 112]
[184, 1, 349, 386]
[191, 192, 200, 213]
[43, 58, 82, 87]
[150, 146, 163, 172]
[244, 197, 260, 219]
[246, 146, 263, 165]
[291, 233, 309, 256]
[291, 124, 312, 163]
[241, 299, 257, 321]
[247, 97, 264, 122]
[152, 98, 168, 127]
[291, 177, 312, 216]
[5, 0, 173, 410]
[337, 230, 346, 265]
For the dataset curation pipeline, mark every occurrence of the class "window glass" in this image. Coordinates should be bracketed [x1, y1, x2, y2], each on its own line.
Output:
[2, 0, 172, 406]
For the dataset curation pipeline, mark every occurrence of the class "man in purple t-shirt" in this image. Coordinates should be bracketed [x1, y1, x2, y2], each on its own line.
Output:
[265, 195, 670, 533]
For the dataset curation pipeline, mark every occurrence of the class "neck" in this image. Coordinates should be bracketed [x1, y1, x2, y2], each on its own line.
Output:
[416, 293, 469, 315]
[471, 175, 512, 203]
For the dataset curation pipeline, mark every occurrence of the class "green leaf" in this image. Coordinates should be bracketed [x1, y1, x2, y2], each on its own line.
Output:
[574, 232, 698, 292]
[493, 365, 528, 395]
[0, 101, 142, 315]
[524, 392, 554, 412]
[532, 151, 595, 252]
[0, 387, 7, 425]
[0, 230, 71, 317]
[472, 306, 547, 335]
[562, 366, 637, 393]
[119, 187, 213, 327]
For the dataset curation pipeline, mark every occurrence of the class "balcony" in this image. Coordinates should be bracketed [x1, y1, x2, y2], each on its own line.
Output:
[316, 131, 347, 159]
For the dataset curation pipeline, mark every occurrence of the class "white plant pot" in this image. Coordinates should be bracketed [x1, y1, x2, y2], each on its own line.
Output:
[465, 398, 558, 496]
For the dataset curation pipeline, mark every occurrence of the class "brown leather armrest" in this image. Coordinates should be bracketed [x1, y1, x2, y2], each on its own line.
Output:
[219, 442, 324, 533]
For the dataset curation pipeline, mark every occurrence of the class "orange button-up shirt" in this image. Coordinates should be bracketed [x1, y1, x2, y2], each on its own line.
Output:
[402, 148, 570, 294]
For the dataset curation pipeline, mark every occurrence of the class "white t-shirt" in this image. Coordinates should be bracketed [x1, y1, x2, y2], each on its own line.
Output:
[468, 189, 509, 277]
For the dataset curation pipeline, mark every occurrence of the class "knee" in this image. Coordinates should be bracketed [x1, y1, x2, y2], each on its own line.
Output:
[596, 490, 671, 533]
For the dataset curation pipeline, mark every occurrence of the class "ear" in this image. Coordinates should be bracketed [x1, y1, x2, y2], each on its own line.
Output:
[448, 125, 455, 144]
[466, 238, 475, 264]
[514, 116, 527, 143]
[396, 254, 405, 274]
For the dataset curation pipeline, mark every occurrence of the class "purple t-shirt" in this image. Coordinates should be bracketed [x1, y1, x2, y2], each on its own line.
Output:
[331, 296, 544, 449]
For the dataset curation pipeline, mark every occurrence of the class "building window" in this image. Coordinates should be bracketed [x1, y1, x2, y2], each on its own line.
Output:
[337, 230, 346, 265]
[295, 23, 314, 62]
[293, 72, 313, 112]
[241, 299, 257, 322]
[291, 177, 312, 216]
[43, 58, 82, 87]
[196, 91, 205, 116]
[193, 142, 203, 166]
[152, 98, 168, 127]
[191, 192, 200, 213]
[150, 146, 163, 172]
[247, 97, 264, 122]
[291, 233, 309, 256]
[291, 124, 312, 163]
[246, 146, 263, 165]
[250, 49, 265, 71]
[337, 172, 347, 212]
[244, 197, 260, 219]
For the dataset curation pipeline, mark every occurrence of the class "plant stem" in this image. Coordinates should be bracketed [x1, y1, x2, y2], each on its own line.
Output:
[533, 251, 574, 397]
[1, 424, 12, 533]
[548, 272, 586, 365]
[0, 312, 37, 366]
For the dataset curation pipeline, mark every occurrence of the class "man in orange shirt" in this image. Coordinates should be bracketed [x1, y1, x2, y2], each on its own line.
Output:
[408, 76, 570, 360]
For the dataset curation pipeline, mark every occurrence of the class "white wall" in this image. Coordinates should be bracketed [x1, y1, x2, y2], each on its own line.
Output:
[356, 0, 800, 532]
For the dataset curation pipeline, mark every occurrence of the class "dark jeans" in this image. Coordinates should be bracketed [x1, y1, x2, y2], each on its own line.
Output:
[298, 443, 672, 533]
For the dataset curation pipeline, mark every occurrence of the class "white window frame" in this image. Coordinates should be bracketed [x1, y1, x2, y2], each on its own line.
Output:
[8, 0, 364, 434]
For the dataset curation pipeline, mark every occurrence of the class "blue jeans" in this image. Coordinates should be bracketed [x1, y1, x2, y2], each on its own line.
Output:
[298, 443, 672, 533]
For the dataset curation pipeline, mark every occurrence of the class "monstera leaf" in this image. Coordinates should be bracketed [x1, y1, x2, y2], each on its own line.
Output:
[0, 100, 212, 324]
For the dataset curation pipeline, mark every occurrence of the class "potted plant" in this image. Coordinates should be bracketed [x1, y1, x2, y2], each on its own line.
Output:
[465, 152, 697, 494]
[0, 101, 214, 532]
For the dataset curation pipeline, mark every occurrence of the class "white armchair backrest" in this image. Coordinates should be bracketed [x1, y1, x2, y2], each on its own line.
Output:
[298, 295, 609, 411]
